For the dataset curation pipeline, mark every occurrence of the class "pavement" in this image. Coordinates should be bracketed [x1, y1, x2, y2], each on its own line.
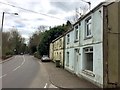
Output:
[43, 61, 99, 89]
[0, 56, 14, 64]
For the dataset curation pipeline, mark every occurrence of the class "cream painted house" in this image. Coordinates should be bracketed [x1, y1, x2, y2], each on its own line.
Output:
[49, 35, 65, 67]
[49, 43, 54, 60]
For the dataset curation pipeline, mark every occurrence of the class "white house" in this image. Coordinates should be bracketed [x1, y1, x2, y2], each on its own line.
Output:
[65, 1, 120, 88]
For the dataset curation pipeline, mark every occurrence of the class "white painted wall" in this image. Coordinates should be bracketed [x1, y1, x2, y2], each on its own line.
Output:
[65, 48, 74, 72]
[78, 7, 104, 87]
[65, 6, 104, 87]
[65, 30, 74, 72]
[79, 44, 103, 87]
[80, 7, 103, 46]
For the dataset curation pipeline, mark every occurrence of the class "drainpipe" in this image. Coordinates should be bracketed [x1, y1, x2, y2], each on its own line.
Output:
[63, 36, 65, 69]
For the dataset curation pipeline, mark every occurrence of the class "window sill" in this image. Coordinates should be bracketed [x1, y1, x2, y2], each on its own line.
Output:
[82, 70, 95, 77]
[74, 39, 79, 43]
[66, 65, 69, 67]
[84, 36, 93, 40]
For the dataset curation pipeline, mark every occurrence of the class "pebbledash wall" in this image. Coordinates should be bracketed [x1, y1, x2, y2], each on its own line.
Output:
[65, 3, 104, 87]
[65, 29, 76, 73]
[79, 5, 104, 87]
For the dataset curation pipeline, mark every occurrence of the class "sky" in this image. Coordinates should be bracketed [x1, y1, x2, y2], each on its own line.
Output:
[0, 0, 105, 43]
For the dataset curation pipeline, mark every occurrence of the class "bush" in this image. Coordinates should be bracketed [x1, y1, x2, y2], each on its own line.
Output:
[5, 51, 14, 56]
[34, 52, 41, 59]
[2, 55, 12, 60]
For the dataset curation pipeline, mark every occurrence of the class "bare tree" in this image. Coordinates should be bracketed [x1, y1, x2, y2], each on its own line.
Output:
[37, 25, 48, 32]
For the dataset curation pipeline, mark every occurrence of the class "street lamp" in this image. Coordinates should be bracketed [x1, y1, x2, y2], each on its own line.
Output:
[1, 12, 18, 32]
[0, 12, 18, 58]
[81, 0, 91, 10]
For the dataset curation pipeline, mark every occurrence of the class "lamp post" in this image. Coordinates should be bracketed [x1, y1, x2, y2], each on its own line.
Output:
[1, 12, 18, 32]
[81, 0, 91, 10]
[0, 12, 18, 59]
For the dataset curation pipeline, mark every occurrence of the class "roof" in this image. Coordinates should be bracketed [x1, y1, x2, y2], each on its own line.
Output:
[73, 1, 115, 26]
[51, 1, 117, 43]
[73, 2, 105, 26]
[51, 27, 73, 43]
[52, 34, 64, 43]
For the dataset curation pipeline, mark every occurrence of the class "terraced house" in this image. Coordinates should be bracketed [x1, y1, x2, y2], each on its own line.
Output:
[49, 1, 120, 88]
[49, 35, 65, 68]
[64, 1, 120, 88]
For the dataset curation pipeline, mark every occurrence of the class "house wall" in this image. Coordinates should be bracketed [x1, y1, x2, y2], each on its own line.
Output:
[78, 7, 104, 87]
[65, 30, 74, 72]
[119, 1, 120, 87]
[79, 44, 103, 87]
[65, 48, 75, 72]
[52, 36, 64, 66]
[49, 43, 53, 60]
[64, 6, 104, 87]
[105, 1, 120, 87]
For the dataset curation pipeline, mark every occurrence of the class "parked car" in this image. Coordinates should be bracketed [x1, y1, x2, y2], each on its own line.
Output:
[41, 55, 50, 62]
[20, 53, 23, 55]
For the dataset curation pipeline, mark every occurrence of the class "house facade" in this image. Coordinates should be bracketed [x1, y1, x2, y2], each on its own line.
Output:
[65, 25, 80, 74]
[65, 1, 120, 88]
[49, 43, 54, 60]
[49, 35, 65, 67]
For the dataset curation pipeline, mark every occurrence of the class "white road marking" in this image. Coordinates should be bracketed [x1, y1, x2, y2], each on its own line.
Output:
[0, 74, 7, 79]
[12, 66, 21, 71]
[15, 56, 16, 59]
[0, 56, 15, 64]
[12, 55, 25, 71]
[44, 83, 48, 88]
[38, 61, 42, 65]
[49, 84, 58, 88]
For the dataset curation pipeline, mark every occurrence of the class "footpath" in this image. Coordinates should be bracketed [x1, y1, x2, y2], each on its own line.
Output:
[43, 62, 99, 89]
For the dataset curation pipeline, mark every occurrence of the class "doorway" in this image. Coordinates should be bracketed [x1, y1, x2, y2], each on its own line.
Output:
[74, 49, 80, 75]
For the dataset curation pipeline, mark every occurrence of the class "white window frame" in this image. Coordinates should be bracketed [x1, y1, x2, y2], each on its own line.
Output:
[67, 34, 70, 44]
[74, 25, 79, 41]
[85, 16, 92, 38]
[59, 39, 62, 48]
[66, 52, 69, 66]
[83, 47, 93, 72]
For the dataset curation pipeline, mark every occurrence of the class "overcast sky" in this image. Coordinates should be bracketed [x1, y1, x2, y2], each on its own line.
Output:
[0, 0, 105, 43]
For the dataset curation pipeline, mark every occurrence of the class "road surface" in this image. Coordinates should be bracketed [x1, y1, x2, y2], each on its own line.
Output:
[1, 55, 57, 88]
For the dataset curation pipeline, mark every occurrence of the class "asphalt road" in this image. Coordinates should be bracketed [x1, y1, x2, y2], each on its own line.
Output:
[1, 55, 56, 88]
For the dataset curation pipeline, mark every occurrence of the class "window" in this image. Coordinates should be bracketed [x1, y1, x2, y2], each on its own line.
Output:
[59, 39, 62, 48]
[67, 34, 70, 44]
[75, 25, 79, 41]
[85, 17, 92, 38]
[59, 52, 61, 60]
[57, 42, 59, 50]
[66, 52, 69, 66]
[83, 47, 93, 71]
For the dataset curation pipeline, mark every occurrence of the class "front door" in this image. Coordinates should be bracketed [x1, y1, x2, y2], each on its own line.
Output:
[74, 49, 80, 75]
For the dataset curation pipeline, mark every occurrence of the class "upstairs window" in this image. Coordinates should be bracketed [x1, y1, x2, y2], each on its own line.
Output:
[67, 34, 70, 44]
[75, 25, 79, 41]
[59, 39, 62, 48]
[85, 17, 92, 38]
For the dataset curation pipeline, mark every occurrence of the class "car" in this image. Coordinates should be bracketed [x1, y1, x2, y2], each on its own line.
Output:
[20, 53, 23, 55]
[41, 55, 50, 62]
